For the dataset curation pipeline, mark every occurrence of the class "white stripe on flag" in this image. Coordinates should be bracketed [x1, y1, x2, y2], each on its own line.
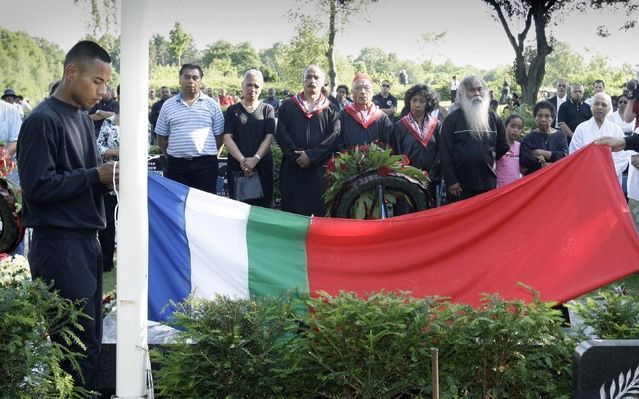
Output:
[185, 188, 251, 299]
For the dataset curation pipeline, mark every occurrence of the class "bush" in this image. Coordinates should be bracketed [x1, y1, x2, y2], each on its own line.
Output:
[0, 275, 92, 398]
[434, 293, 580, 398]
[153, 290, 581, 399]
[279, 292, 441, 398]
[152, 295, 297, 398]
[569, 286, 639, 339]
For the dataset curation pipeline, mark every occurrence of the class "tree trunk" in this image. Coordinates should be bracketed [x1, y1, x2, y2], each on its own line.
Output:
[515, 3, 553, 106]
[326, 0, 337, 92]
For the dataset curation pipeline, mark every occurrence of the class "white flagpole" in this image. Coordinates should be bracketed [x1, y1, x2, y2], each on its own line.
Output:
[116, 0, 150, 397]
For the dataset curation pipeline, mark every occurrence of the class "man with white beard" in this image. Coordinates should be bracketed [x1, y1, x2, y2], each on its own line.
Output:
[439, 75, 509, 203]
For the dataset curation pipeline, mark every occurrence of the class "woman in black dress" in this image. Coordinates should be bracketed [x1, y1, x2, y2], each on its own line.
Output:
[223, 69, 275, 207]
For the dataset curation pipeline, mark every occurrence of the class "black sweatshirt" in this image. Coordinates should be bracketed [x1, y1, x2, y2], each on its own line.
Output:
[17, 97, 107, 230]
[439, 108, 509, 191]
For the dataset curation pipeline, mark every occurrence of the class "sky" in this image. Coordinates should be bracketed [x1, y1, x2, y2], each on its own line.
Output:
[0, 0, 637, 71]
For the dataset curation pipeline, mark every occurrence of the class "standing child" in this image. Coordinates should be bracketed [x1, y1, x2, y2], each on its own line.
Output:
[496, 114, 523, 187]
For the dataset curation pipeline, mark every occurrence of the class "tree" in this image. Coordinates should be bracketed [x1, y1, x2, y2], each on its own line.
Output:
[73, 0, 119, 37]
[0, 29, 65, 101]
[149, 34, 170, 67]
[231, 42, 260, 74]
[280, 17, 329, 86]
[289, 0, 379, 91]
[168, 22, 193, 66]
[481, 0, 638, 106]
[202, 40, 234, 69]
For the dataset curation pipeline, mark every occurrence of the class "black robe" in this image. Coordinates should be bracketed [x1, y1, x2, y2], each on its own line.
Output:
[336, 107, 395, 151]
[392, 115, 440, 181]
[439, 108, 509, 192]
[275, 97, 340, 216]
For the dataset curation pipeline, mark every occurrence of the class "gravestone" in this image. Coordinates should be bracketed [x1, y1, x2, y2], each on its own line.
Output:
[573, 339, 639, 398]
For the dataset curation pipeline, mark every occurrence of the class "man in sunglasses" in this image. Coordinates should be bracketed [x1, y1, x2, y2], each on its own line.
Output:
[373, 80, 397, 121]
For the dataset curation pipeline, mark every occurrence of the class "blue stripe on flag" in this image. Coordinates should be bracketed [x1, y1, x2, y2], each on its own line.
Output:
[148, 172, 192, 322]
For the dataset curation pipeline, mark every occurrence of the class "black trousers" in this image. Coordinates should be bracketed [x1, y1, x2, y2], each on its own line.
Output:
[29, 227, 103, 390]
[166, 155, 218, 194]
[98, 193, 117, 272]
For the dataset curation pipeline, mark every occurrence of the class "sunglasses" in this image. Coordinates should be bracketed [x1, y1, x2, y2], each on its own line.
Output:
[382, 84, 390, 88]
[618, 101, 628, 104]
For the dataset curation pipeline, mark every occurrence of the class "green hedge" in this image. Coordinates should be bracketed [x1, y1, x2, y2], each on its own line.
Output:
[153, 291, 583, 399]
[0, 276, 92, 398]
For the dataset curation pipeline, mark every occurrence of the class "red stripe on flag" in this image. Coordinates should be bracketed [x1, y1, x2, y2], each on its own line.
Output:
[306, 144, 639, 305]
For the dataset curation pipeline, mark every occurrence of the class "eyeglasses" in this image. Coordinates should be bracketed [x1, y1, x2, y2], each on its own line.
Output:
[382, 84, 390, 88]
[618, 101, 628, 104]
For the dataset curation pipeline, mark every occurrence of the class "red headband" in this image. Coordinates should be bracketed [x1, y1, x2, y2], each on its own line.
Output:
[352, 73, 373, 85]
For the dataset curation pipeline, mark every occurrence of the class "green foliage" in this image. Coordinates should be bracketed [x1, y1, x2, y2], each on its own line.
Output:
[168, 22, 193, 66]
[434, 292, 580, 399]
[569, 286, 639, 339]
[279, 16, 330, 85]
[152, 295, 297, 399]
[279, 292, 439, 398]
[0, 28, 65, 102]
[0, 277, 92, 398]
[153, 290, 581, 398]
[271, 144, 283, 208]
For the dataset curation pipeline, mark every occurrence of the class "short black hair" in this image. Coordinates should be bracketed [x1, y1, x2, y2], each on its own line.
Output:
[64, 40, 111, 68]
[534, 100, 556, 118]
[179, 63, 204, 78]
[336, 84, 349, 94]
[403, 84, 437, 114]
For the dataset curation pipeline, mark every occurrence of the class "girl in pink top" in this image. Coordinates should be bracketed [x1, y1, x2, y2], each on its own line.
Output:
[496, 114, 523, 187]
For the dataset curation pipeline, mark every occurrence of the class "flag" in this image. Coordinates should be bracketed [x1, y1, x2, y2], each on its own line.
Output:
[148, 144, 639, 322]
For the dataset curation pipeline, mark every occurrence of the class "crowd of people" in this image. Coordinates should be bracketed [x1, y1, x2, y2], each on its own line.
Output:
[2, 38, 638, 392]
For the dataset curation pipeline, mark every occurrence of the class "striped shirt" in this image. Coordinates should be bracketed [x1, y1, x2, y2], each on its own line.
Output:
[155, 92, 224, 157]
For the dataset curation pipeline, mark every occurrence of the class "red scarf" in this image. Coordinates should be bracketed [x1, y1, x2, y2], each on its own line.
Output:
[344, 103, 384, 129]
[401, 113, 438, 147]
[292, 92, 331, 119]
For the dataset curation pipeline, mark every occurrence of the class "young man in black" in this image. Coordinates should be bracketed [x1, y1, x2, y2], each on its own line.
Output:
[17, 40, 118, 391]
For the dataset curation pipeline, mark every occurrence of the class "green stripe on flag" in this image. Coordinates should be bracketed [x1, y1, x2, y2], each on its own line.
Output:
[247, 206, 310, 296]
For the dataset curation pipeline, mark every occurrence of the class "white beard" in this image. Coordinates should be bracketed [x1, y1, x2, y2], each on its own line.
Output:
[460, 95, 490, 139]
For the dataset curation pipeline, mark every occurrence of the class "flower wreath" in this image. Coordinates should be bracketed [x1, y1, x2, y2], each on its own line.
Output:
[324, 141, 429, 218]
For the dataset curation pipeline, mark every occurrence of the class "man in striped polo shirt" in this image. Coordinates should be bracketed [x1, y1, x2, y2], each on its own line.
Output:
[156, 63, 224, 193]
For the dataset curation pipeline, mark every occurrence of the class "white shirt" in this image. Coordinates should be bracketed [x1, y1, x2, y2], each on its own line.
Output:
[569, 117, 630, 184]
[554, 95, 567, 128]
[627, 151, 639, 201]
[607, 110, 636, 135]
[0, 101, 21, 143]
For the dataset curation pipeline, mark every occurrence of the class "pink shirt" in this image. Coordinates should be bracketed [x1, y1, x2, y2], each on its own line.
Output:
[496, 141, 521, 187]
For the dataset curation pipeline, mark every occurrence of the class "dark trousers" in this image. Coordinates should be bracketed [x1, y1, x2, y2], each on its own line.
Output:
[166, 155, 219, 194]
[29, 227, 103, 390]
[98, 194, 117, 272]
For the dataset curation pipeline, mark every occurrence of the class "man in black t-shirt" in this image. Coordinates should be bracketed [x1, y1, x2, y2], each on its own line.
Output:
[148, 86, 171, 144]
[372, 80, 397, 121]
[558, 83, 591, 144]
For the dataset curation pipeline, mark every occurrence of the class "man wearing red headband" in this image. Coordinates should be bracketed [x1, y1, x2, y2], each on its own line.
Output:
[336, 73, 395, 151]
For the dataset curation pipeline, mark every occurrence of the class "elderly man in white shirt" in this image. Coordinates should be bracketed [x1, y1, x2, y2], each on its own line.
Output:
[569, 92, 630, 185]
